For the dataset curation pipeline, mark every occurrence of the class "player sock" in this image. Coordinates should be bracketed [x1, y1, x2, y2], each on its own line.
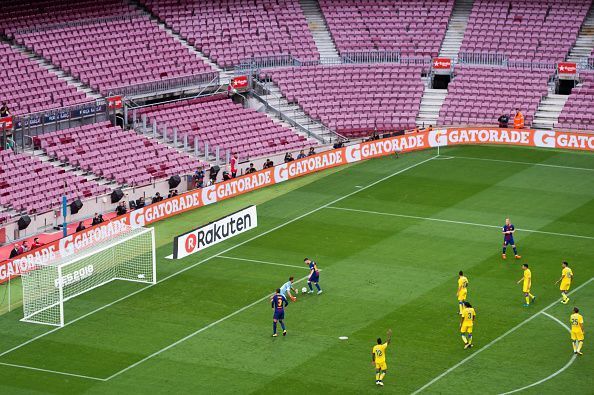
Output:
[379, 372, 386, 381]
[308, 282, 313, 291]
[529, 293, 535, 300]
[577, 341, 583, 353]
[461, 335, 468, 344]
[375, 372, 380, 381]
[525, 296, 530, 305]
[273, 322, 277, 334]
[573, 341, 577, 352]
[280, 321, 286, 331]
[459, 302, 464, 314]
[502, 247, 507, 255]
[513, 246, 518, 255]
[315, 283, 321, 291]
[467, 335, 472, 345]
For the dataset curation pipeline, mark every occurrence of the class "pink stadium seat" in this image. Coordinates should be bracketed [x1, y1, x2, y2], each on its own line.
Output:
[263, 64, 425, 137]
[556, 71, 594, 130]
[37, 122, 207, 186]
[137, 96, 317, 160]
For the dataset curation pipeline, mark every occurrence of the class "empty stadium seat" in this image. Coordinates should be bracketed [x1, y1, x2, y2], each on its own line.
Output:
[137, 97, 317, 160]
[556, 72, 594, 130]
[263, 64, 425, 136]
[37, 122, 206, 186]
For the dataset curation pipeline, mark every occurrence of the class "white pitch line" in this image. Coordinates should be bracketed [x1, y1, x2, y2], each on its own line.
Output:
[0, 361, 106, 381]
[448, 155, 594, 172]
[0, 156, 435, 365]
[498, 312, 575, 395]
[104, 274, 312, 381]
[411, 277, 594, 394]
[218, 255, 311, 270]
[326, 206, 594, 241]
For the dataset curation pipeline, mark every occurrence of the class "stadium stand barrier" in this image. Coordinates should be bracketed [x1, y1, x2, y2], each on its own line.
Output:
[107, 71, 221, 98]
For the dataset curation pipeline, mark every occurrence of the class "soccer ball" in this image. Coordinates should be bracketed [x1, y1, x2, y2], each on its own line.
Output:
[302, 287, 308, 293]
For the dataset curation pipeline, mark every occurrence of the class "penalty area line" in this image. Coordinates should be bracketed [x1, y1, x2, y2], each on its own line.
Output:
[0, 361, 107, 381]
[448, 155, 594, 172]
[498, 312, 575, 395]
[217, 255, 311, 270]
[104, 274, 312, 381]
[411, 277, 594, 394]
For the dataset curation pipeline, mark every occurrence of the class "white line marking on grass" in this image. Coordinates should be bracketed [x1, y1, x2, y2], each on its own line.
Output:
[449, 155, 594, 172]
[0, 156, 435, 369]
[326, 206, 594, 241]
[104, 274, 312, 381]
[218, 255, 310, 270]
[0, 361, 107, 381]
[499, 312, 575, 395]
[411, 277, 594, 394]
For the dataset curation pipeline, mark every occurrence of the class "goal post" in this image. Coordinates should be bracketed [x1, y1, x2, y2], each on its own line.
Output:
[21, 226, 156, 327]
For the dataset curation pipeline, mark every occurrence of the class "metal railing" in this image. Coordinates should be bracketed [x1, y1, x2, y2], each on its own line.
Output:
[107, 72, 220, 97]
[457, 52, 507, 66]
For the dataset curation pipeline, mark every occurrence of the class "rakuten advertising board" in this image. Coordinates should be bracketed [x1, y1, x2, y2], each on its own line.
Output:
[173, 205, 258, 259]
[2, 128, 593, 282]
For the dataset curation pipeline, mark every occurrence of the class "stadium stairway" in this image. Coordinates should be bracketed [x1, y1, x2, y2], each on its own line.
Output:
[416, 85, 447, 128]
[11, 42, 101, 100]
[532, 92, 569, 130]
[438, 0, 474, 59]
[566, 2, 594, 63]
[254, 79, 340, 144]
[299, 0, 340, 62]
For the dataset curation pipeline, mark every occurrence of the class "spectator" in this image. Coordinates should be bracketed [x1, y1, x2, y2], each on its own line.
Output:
[0, 102, 9, 118]
[9, 244, 19, 258]
[263, 159, 274, 169]
[513, 108, 524, 129]
[21, 241, 29, 253]
[230, 153, 238, 178]
[167, 190, 172, 199]
[194, 167, 205, 188]
[16, 243, 24, 255]
[76, 221, 86, 232]
[116, 201, 127, 216]
[333, 140, 344, 149]
[98, 214, 105, 223]
[222, 171, 231, 181]
[4, 136, 15, 152]
[153, 192, 163, 203]
[297, 150, 306, 159]
[308, 147, 316, 156]
[498, 113, 510, 128]
[31, 237, 43, 250]
[284, 152, 294, 163]
[173, 190, 178, 197]
[246, 163, 256, 174]
[136, 197, 145, 208]
[425, 125, 433, 132]
[91, 213, 100, 226]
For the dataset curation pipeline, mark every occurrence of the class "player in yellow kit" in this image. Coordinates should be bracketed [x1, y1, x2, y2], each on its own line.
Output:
[371, 329, 392, 386]
[555, 261, 573, 304]
[517, 264, 535, 307]
[460, 302, 476, 349]
[457, 271, 468, 315]
[570, 307, 584, 355]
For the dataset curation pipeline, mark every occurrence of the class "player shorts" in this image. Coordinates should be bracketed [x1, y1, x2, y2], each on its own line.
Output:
[375, 361, 387, 371]
[273, 311, 285, 320]
[461, 324, 473, 334]
[560, 282, 571, 292]
[503, 238, 515, 246]
[458, 292, 467, 302]
[571, 330, 584, 341]
[309, 273, 319, 283]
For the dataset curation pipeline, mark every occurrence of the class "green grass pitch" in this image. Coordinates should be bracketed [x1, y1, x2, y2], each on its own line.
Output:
[0, 144, 593, 394]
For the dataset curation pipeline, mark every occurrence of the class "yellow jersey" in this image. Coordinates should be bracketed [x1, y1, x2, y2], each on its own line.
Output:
[462, 307, 476, 326]
[523, 269, 532, 285]
[561, 267, 573, 283]
[372, 343, 388, 364]
[570, 313, 584, 332]
[458, 276, 468, 292]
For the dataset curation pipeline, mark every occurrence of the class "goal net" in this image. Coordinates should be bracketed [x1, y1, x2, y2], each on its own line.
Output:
[21, 226, 156, 327]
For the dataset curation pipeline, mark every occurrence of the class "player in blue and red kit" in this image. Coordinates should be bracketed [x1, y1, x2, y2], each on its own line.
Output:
[502, 217, 521, 260]
[304, 258, 323, 295]
[271, 288, 288, 337]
